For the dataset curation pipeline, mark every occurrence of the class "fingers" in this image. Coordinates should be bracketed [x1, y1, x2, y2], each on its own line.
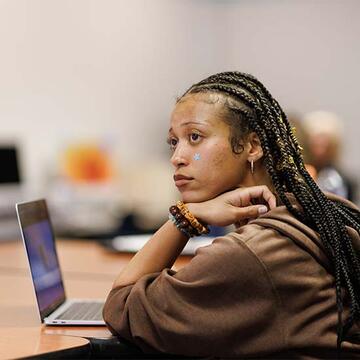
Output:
[242, 185, 277, 210]
[233, 204, 270, 222]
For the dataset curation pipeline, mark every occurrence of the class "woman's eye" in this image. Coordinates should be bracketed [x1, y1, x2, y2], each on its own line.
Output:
[190, 132, 201, 143]
[168, 138, 178, 150]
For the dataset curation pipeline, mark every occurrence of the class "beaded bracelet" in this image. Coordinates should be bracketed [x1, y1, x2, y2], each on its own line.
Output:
[168, 203, 209, 238]
[176, 201, 210, 235]
[169, 205, 198, 238]
[168, 212, 195, 238]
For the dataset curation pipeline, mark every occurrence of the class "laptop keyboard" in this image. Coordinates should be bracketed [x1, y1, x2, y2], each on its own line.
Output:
[56, 302, 104, 321]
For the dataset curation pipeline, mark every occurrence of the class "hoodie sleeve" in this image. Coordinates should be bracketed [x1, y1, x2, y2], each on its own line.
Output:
[102, 235, 284, 358]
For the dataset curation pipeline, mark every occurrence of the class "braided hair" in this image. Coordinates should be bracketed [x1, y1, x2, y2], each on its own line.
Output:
[179, 71, 360, 350]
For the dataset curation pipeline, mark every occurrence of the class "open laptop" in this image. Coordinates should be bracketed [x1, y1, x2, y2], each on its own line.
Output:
[16, 199, 105, 325]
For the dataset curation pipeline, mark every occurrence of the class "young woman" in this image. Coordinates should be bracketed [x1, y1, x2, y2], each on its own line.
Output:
[103, 72, 360, 358]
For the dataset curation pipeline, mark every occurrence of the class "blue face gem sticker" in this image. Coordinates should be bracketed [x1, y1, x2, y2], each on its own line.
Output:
[194, 153, 201, 161]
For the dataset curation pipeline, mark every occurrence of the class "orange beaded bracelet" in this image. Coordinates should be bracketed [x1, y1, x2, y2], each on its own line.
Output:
[169, 205, 198, 238]
[176, 201, 210, 235]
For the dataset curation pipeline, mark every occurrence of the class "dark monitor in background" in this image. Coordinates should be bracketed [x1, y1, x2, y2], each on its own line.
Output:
[0, 146, 21, 184]
[0, 144, 24, 240]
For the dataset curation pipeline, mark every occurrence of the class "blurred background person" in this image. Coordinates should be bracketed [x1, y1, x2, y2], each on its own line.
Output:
[302, 111, 356, 201]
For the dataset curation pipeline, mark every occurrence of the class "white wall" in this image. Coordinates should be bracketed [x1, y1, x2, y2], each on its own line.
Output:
[220, 0, 360, 177]
[0, 0, 359, 195]
[0, 0, 225, 192]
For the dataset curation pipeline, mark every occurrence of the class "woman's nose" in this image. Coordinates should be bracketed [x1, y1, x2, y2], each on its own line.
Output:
[170, 145, 189, 168]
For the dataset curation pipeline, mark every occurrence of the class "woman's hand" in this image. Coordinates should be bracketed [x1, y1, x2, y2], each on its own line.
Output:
[186, 185, 276, 227]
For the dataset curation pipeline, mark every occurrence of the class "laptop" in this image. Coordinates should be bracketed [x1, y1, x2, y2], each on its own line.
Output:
[16, 199, 105, 325]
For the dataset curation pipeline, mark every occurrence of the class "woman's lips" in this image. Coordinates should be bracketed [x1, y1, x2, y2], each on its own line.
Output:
[173, 174, 193, 187]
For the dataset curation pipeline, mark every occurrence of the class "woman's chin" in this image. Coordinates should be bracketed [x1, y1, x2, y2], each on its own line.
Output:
[180, 190, 212, 204]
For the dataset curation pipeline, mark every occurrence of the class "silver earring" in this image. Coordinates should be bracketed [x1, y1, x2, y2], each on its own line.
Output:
[250, 160, 254, 174]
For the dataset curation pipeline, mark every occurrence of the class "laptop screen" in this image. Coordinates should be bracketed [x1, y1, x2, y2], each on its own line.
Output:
[17, 200, 66, 320]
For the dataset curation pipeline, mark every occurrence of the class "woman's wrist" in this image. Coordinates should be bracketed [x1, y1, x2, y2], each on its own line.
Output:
[183, 202, 208, 226]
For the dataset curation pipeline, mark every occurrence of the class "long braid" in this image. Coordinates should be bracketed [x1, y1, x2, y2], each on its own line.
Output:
[180, 71, 360, 349]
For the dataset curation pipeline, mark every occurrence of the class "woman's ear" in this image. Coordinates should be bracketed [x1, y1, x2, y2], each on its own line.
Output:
[246, 132, 263, 162]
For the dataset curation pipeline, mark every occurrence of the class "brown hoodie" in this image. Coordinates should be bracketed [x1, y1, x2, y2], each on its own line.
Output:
[103, 194, 360, 359]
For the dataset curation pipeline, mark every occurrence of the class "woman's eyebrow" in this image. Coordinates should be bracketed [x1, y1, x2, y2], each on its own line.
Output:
[168, 121, 207, 133]
[181, 121, 206, 127]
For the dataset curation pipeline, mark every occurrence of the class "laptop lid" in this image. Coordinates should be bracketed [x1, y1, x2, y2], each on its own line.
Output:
[16, 199, 66, 322]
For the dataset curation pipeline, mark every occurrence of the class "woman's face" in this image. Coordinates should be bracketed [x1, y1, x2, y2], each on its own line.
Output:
[168, 93, 251, 203]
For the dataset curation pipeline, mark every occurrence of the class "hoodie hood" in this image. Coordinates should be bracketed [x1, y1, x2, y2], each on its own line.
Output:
[250, 192, 360, 274]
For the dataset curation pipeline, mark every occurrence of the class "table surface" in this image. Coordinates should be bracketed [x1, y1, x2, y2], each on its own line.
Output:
[0, 238, 191, 359]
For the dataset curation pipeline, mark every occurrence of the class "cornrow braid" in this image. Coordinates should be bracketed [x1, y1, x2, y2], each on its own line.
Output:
[179, 71, 360, 351]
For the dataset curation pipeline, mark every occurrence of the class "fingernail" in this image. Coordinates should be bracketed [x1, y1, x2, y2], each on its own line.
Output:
[258, 206, 268, 214]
